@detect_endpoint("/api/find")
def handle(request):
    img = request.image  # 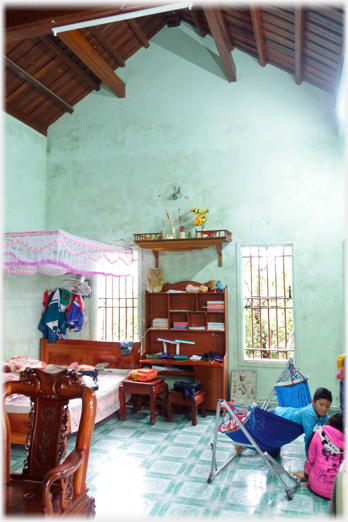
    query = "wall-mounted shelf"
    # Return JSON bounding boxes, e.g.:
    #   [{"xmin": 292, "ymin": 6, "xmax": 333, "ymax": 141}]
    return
[{"xmin": 134, "ymin": 229, "xmax": 232, "ymax": 267}]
